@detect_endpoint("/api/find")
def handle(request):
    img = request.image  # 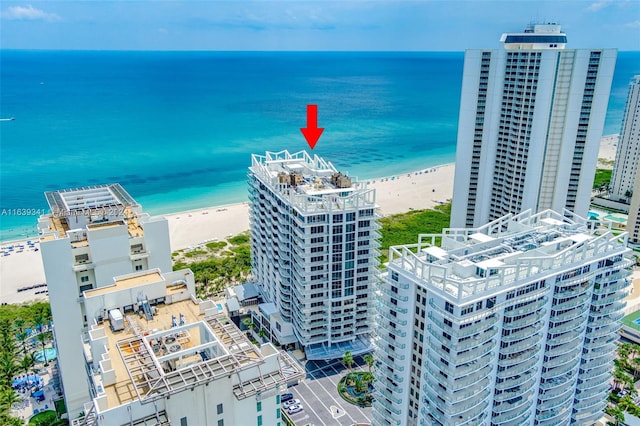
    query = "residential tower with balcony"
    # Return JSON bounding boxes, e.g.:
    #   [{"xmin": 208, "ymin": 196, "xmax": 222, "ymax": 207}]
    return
[
  {"xmin": 248, "ymin": 150, "xmax": 380, "ymax": 360},
  {"xmin": 372, "ymin": 209, "xmax": 633, "ymax": 426}
]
